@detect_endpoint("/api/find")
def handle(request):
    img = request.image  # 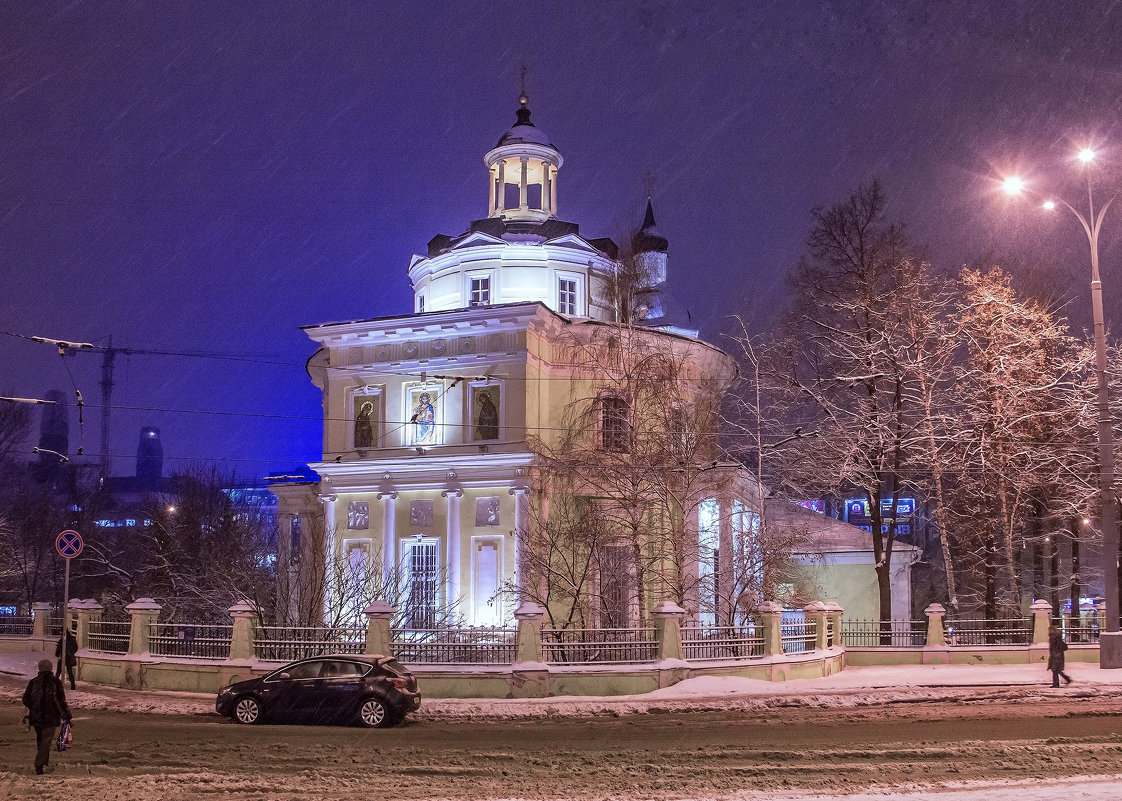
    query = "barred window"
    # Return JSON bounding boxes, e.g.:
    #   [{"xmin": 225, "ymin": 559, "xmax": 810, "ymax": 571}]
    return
[
  {"xmin": 599, "ymin": 396, "xmax": 630, "ymax": 453},
  {"xmin": 469, "ymin": 276, "xmax": 491, "ymax": 307}
]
